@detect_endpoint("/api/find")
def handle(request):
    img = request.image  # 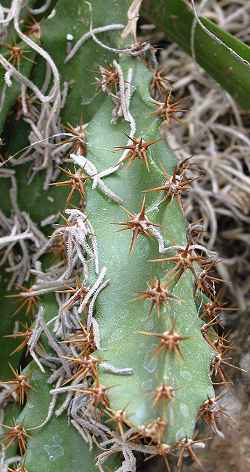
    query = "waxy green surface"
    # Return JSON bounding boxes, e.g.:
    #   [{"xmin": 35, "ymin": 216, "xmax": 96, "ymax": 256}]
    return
[
  {"xmin": 80, "ymin": 59, "xmax": 215, "ymax": 443},
  {"xmin": 0, "ymin": 1, "xmax": 215, "ymax": 467},
  {"xmin": 17, "ymin": 363, "xmax": 99, "ymax": 472},
  {"xmin": 144, "ymin": 0, "xmax": 250, "ymax": 109}
]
